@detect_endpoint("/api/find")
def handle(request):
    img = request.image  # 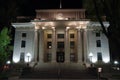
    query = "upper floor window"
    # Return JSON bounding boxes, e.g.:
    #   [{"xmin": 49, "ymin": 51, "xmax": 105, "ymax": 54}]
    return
[
  {"xmin": 47, "ymin": 34, "xmax": 52, "ymax": 38},
  {"xmin": 21, "ymin": 40, "xmax": 26, "ymax": 48},
  {"xmin": 57, "ymin": 34, "xmax": 64, "ymax": 38},
  {"xmin": 96, "ymin": 32, "xmax": 100, "ymax": 37},
  {"xmin": 70, "ymin": 41, "xmax": 75, "ymax": 48},
  {"xmin": 22, "ymin": 33, "xmax": 26, "ymax": 37},
  {"xmin": 70, "ymin": 34, "xmax": 74, "ymax": 38},
  {"xmin": 47, "ymin": 41, "xmax": 52, "ymax": 49},
  {"xmin": 96, "ymin": 40, "xmax": 101, "ymax": 47},
  {"xmin": 57, "ymin": 42, "xmax": 64, "ymax": 48}
]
